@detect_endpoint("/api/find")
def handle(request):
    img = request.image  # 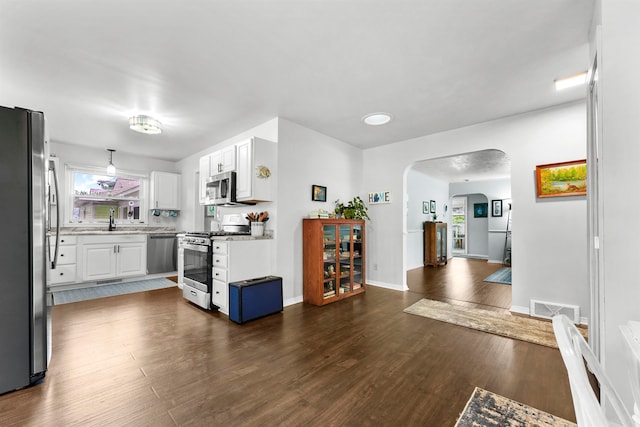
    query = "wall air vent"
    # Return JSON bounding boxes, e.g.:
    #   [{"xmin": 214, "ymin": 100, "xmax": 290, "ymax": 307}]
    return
[{"xmin": 530, "ymin": 299, "xmax": 580, "ymax": 324}]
